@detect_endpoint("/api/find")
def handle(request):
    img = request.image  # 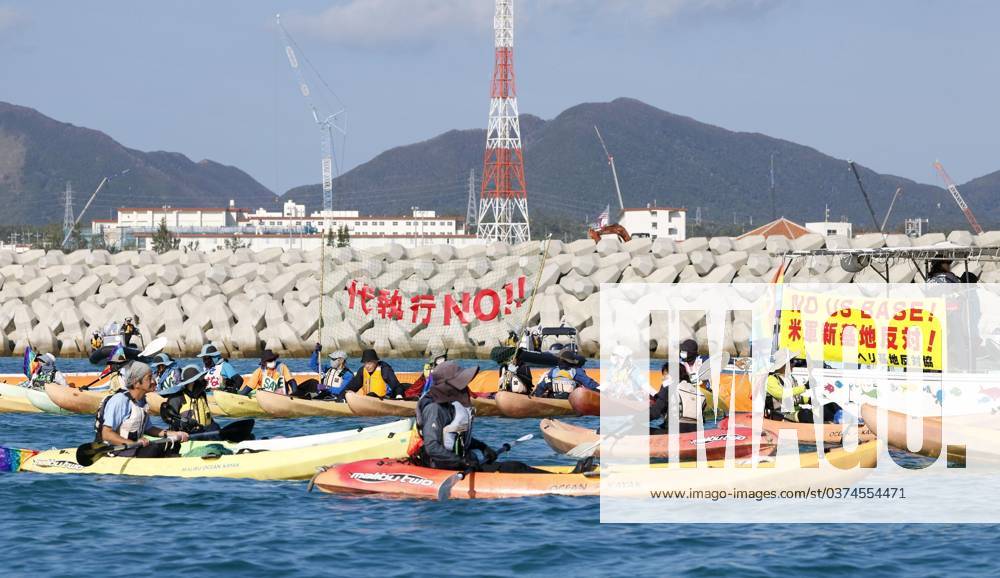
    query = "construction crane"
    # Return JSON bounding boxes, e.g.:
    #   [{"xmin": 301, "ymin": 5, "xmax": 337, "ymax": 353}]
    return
[
  {"xmin": 847, "ymin": 161, "xmax": 883, "ymax": 233},
  {"xmin": 60, "ymin": 169, "xmax": 130, "ymax": 249},
  {"xmin": 880, "ymin": 187, "xmax": 903, "ymax": 233},
  {"xmin": 933, "ymin": 160, "xmax": 983, "ymax": 235},
  {"xmin": 276, "ymin": 14, "xmax": 345, "ymax": 213},
  {"xmin": 594, "ymin": 126, "xmax": 625, "ymax": 213}
]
